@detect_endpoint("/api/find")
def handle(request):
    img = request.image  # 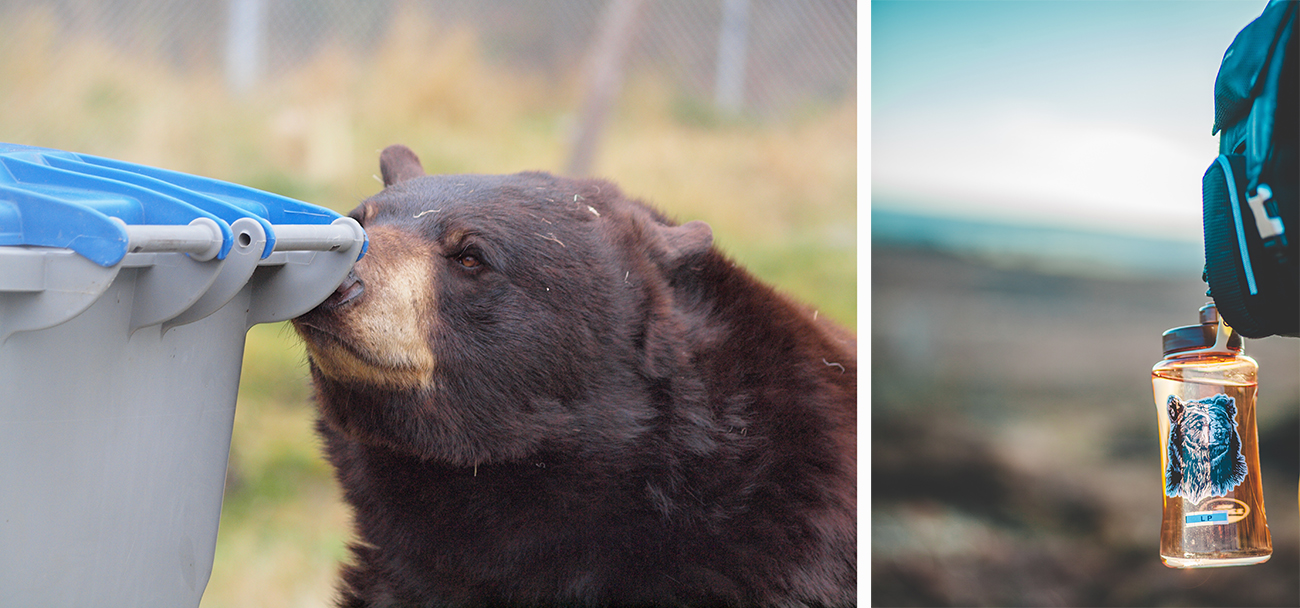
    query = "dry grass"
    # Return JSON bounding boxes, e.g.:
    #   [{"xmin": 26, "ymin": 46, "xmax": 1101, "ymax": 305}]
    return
[{"xmin": 0, "ymin": 6, "xmax": 854, "ymax": 606}]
